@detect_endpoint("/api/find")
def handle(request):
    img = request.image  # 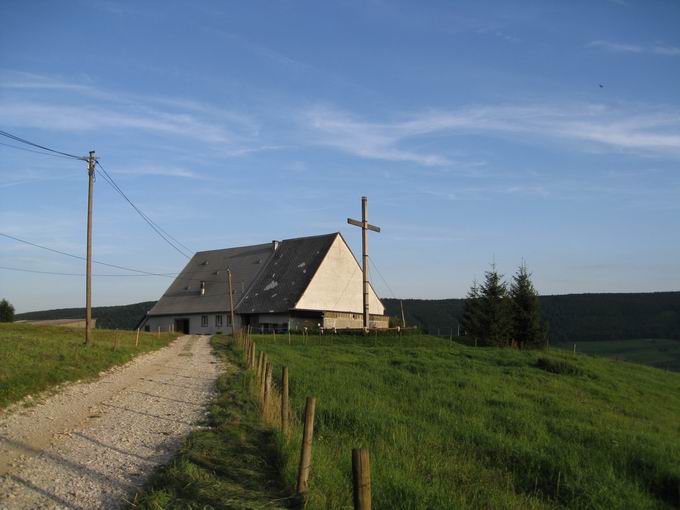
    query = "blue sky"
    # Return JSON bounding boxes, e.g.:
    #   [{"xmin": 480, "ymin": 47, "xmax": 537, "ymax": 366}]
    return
[{"xmin": 1, "ymin": 0, "xmax": 679, "ymax": 313}]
